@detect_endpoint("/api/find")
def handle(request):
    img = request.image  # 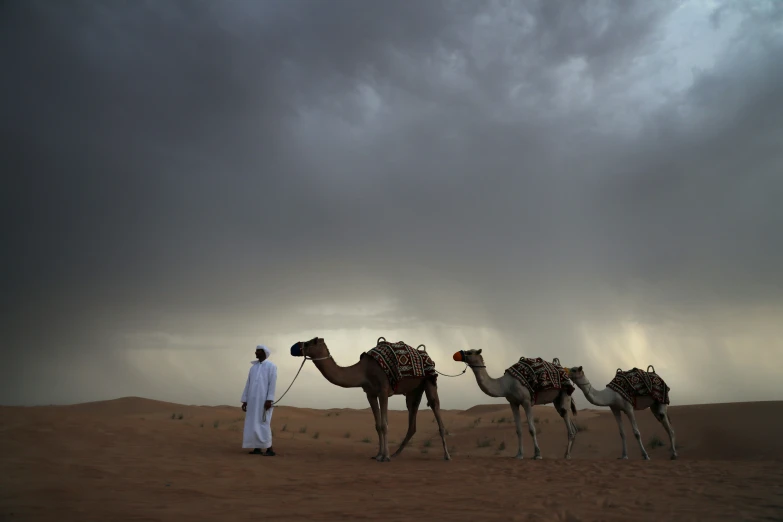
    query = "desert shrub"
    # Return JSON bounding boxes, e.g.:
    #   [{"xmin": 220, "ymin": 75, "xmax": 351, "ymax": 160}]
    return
[{"xmin": 649, "ymin": 434, "xmax": 665, "ymax": 448}]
